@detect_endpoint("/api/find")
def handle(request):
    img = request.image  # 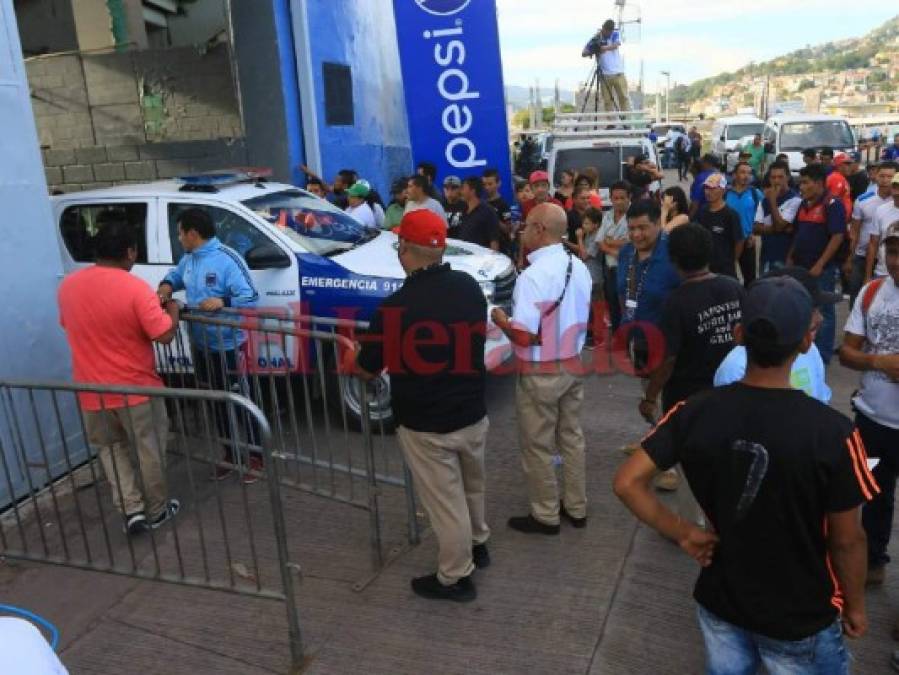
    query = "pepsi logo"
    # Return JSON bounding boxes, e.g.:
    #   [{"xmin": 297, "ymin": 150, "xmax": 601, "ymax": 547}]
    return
[{"xmin": 414, "ymin": 0, "xmax": 471, "ymax": 17}]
